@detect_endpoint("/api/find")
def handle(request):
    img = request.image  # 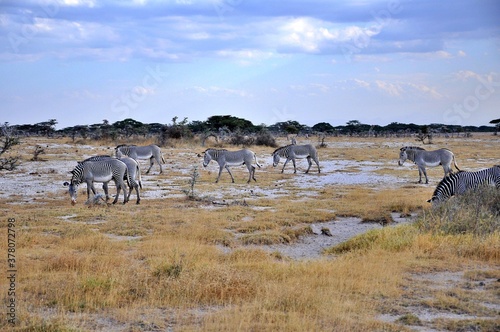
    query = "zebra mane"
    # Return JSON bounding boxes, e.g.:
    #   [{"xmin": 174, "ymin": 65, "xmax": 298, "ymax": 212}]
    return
[
  {"xmin": 204, "ymin": 148, "xmax": 227, "ymax": 152},
  {"xmin": 272, "ymin": 144, "xmax": 292, "ymax": 155},
  {"xmin": 401, "ymin": 146, "xmax": 425, "ymax": 151}
]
